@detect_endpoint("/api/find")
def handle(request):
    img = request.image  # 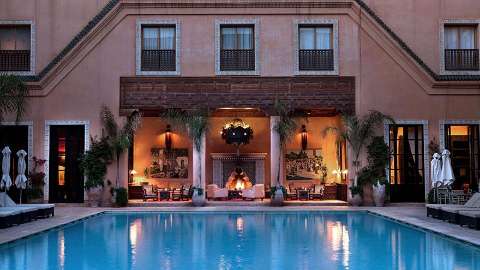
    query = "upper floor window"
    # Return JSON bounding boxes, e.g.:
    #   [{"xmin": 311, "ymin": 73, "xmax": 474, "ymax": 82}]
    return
[
  {"xmin": 220, "ymin": 25, "xmax": 255, "ymax": 71},
  {"xmin": 298, "ymin": 25, "xmax": 334, "ymax": 71},
  {"xmin": 444, "ymin": 25, "xmax": 479, "ymax": 71},
  {"xmin": 141, "ymin": 26, "xmax": 176, "ymax": 71},
  {"xmin": 0, "ymin": 25, "xmax": 31, "ymax": 72}
]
